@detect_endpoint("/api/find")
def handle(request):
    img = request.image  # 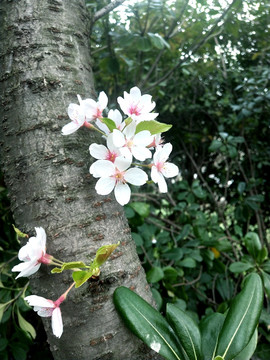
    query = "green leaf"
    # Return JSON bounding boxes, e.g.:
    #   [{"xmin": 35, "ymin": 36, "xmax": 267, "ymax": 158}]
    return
[
  {"xmin": 92, "ymin": 242, "xmax": 119, "ymax": 268},
  {"xmin": 147, "ymin": 266, "xmax": 164, "ymax": 283},
  {"xmin": 136, "ymin": 120, "xmax": 172, "ymax": 135},
  {"xmin": 72, "ymin": 270, "xmax": 94, "ymax": 288},
  {"xmin": 51, "ymin": 261, "xmax": 87, "ymax": 274},
  {"xmin": 215, "ymin": 273, "xmax": 263, "ymax": 360},
  {"xmin": 0, "ymin": 303, "xmax": 7, "ymax": 322},
  {"xmin": 237, "ymin": 182, "xmax": 246, "ymax": 195},
  {"xmin": 12, "ymin": 225, "xmax": 28, "ymax": 238},
  {"xmin": 200, "ymin": 312, "xmax": 225, "ymax": 360},
  {"xmin": 233, "ymin": 329, "xmax": 257, "ymax": 360},
  {"xmin": 100, "ymin": 117, "xmax": 117, "ymax": 132},
  {"xmin": 260, "ymin": 270, "xmax": 270, "ymax": 298},
  {"xmin": 244, "ymin": 232, "xmax": 262, "ymax": 258},
  {"xmin": 132, "ymin": 232, "xmax": 143, "ymax": 246},
  {"xmin": 17, "ymin": 307, "xmax": 36, "ymax": 339},
  {"xmin": 229, "ymin": 262, "xmax": 254, "ymax": 274},
  {"xmin": 151, "ymin": 288, "xmax": 163, "ymax": 311},
  {"xmin": 209, "ymin": 139, "xmax": 222, "ymax": 152},
  {"xmin": 179, "ymin": 257, "xmax": 196, "ymax": 268},
  {"xmin": 129, "ymin": 202, "xmax": 150, "ymax": 217},
  {"xmin": 114, "ymin": 287, "xmax": 184, "ymax": 360},
  {"xmin": 166, "ymin": 303, "xmax": 202, "ymax": 360}
]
